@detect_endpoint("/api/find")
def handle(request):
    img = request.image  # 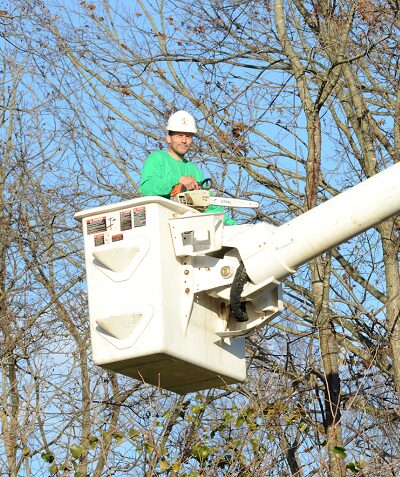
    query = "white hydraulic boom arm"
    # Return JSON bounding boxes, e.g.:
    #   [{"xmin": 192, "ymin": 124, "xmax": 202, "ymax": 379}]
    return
[
  {"xmin": 225, "ymin": 160, "xmax": 400, "ymax": 287},
  {"xmin": 168, "ymin": 160, "xmax": 400, "ymax": 338}
]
